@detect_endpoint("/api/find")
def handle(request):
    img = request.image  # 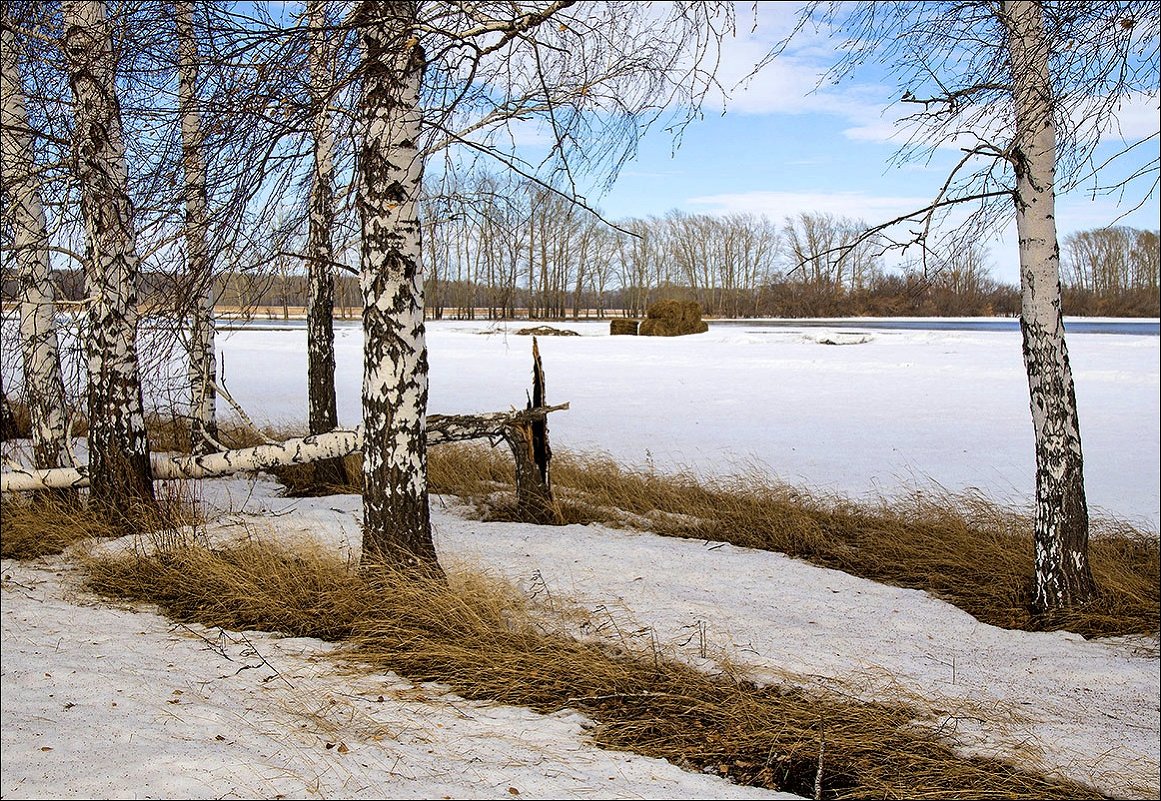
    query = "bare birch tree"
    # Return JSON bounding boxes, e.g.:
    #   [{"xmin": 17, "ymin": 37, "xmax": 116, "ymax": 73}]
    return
[
  {"xmin": 765, "ymin": 0, "xmax": 1159, "ymax": 615},
  {"xmin": 304, "ymin": 0, "xmax": 346, "ymax": 487},
  {"xmin": 1004, "ymin": 0, "xmax": 1097, "ymax": 612},
  {"xmin": 175, "ymin": 0, "xmax": 217, "ymax": 455},
  {"xmin": 1, "ymin": 19, "xmax": 72, "ymax": 471},
  {"xmin": 62, "ymin": 0, "xmax": 155, "ymax": 518},
  {"xmin": 353, "ymin": 0, "xmax": 436, "ymax": 568},
  {"xmin": 350, "ymin": 0, "xmax": 731, "ymax": 568}
]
